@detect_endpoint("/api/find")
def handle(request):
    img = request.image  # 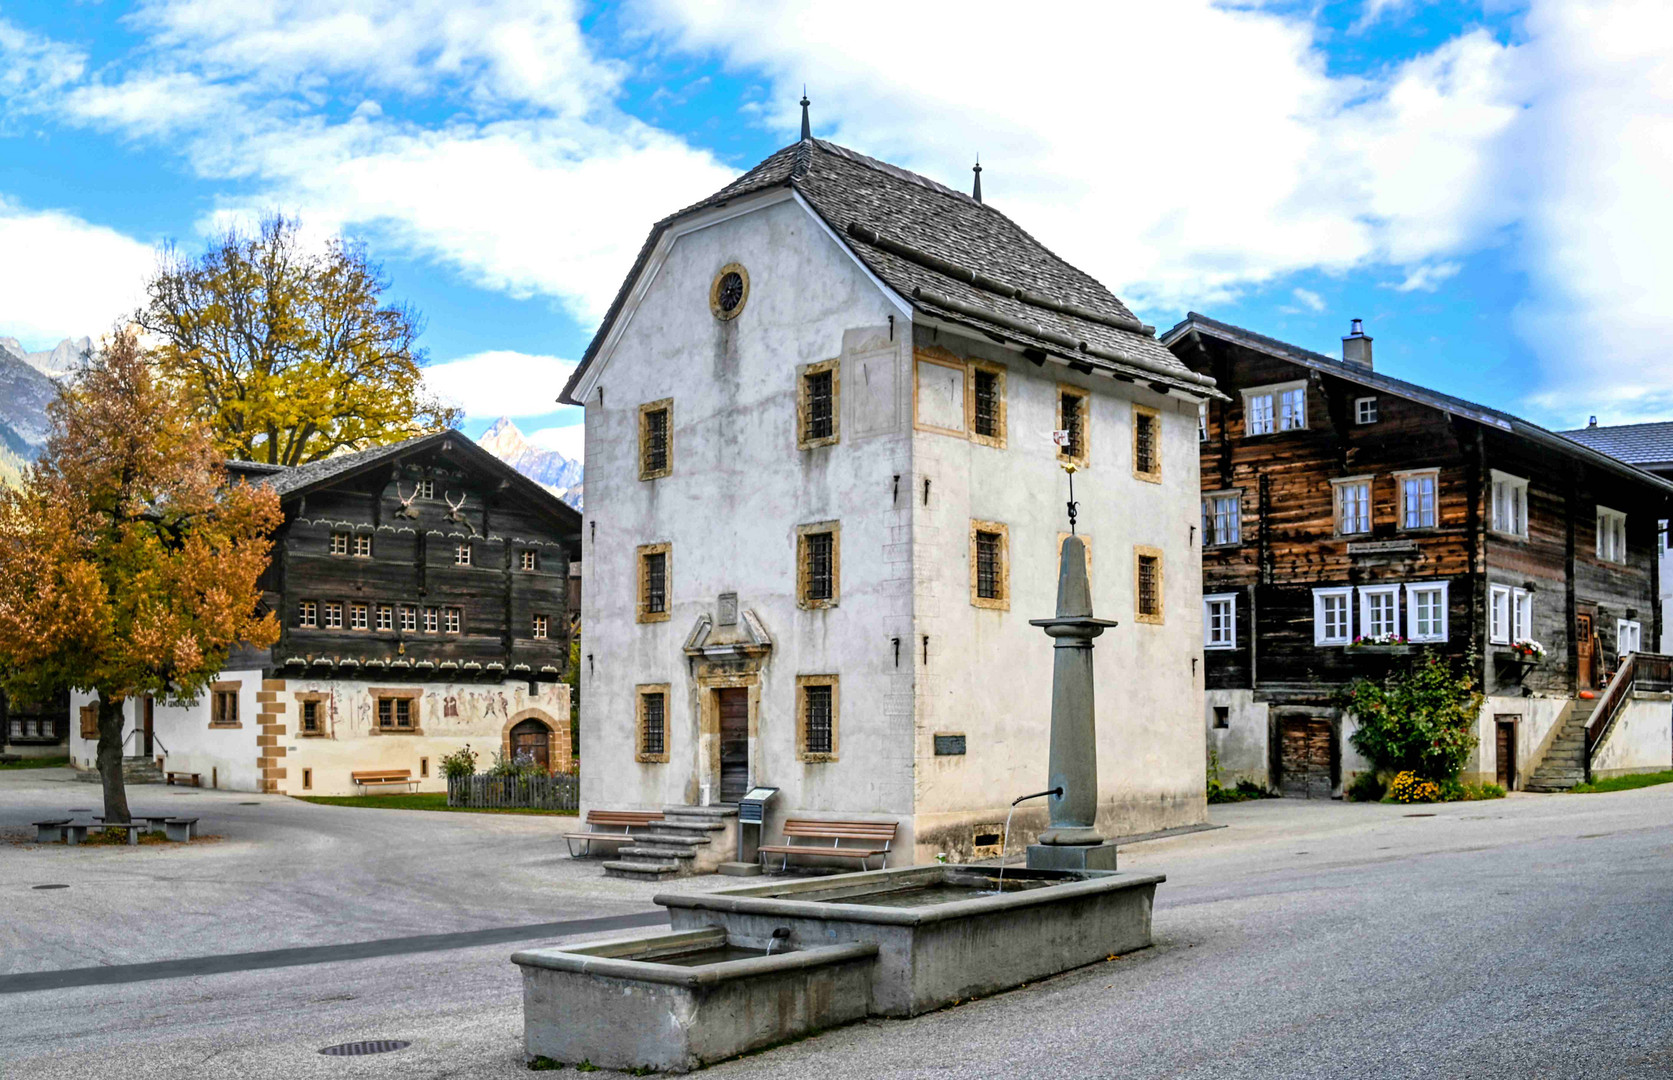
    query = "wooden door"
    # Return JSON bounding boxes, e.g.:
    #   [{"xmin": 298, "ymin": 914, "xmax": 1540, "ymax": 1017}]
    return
[
  {"xmin": 142, "ymin": 696, "xmax": 154, "ymax": 757},
  {"xmin": 510, "ymin": 719, "xmax": 551, "ymax": 773},
  {"xmin": 717, "ymin": 688, "xmax": 749, "ymax": 803},
  {"xmin": 1495, "ymin": 717, "xmax": 1518, "ymax": 789},
  {"xmin": 1577, "ymin": 613, "xmax": 1596, "ymax": 689},
  {"xmin": 1278, "ymin": 718, "xmax": 1333, "ymax": 799}
]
